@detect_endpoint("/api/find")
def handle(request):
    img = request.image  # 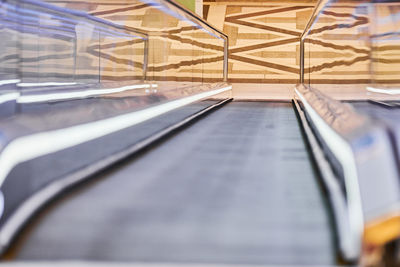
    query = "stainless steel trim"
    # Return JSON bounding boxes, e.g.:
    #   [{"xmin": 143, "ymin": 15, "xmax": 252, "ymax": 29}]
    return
[
  {"xmin": 143, "ymin": 38, "xmax": 149, "ymax": 80},
  {"xmin": 300, "ymin": 39, "xmax": 305, "ymax": 84},
  {"xmin": 223, "ymin": 37, "xmax": 229, "ymax": 82}
]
